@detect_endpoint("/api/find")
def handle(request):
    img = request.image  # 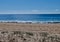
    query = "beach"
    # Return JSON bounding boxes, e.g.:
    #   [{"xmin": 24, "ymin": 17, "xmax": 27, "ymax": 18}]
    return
[
  {"xmin": 0, "ymin": 0, "xmax": 60, "ymax": 41},
  {"xmin": 0, "ymin": 23, "xmax": 60, "ymax": 42},
  {"xmin": 0, "ymin": 23, "xmax": 60, "ymax": 34}
]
